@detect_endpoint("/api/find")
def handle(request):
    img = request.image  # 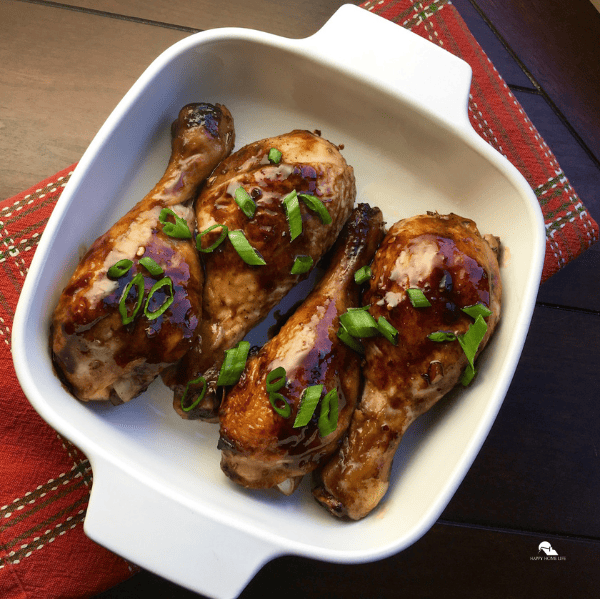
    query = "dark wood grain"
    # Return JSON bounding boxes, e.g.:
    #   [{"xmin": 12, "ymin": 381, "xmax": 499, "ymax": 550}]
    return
[
  {"xmin": 96, "ymin": 522, "xmax": 600, "ymax": 598},
  {"xmin": 463, "ymin": 0, "xmax": 600, "ymax": 162}
]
